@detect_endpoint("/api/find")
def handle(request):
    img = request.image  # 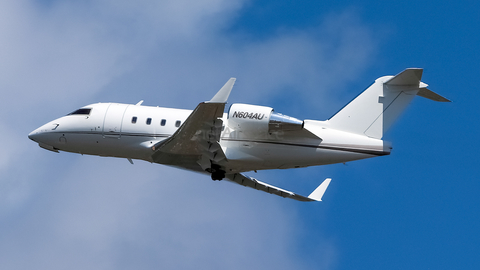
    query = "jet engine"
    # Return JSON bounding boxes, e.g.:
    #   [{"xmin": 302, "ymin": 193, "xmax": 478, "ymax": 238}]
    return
[{"xmin": 227, "ymin": 104, "xmax": 303, "ymax": 136}]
